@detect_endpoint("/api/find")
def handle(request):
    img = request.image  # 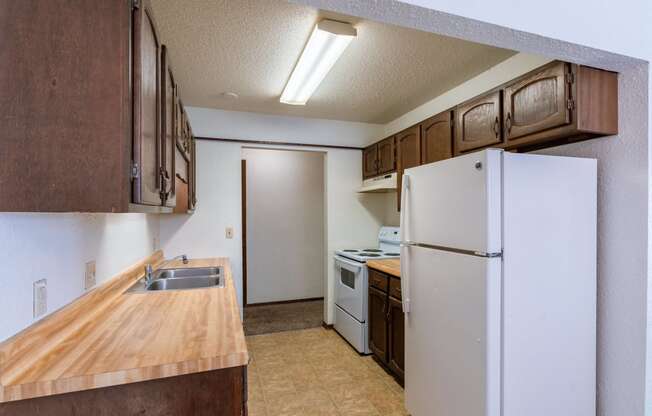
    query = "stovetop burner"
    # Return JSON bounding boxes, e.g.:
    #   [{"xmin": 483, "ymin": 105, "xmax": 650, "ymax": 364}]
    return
[
  {"xmin": 384, "ymin": 253, "xmax": 400, "ymax": 256},
  {"xmin": 359, "ymin": 253, "xmax": 381, "ymax": 257},
  {"xmin": 342, "ymin": 249, "xmax": 359, "ymax": 252}
]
